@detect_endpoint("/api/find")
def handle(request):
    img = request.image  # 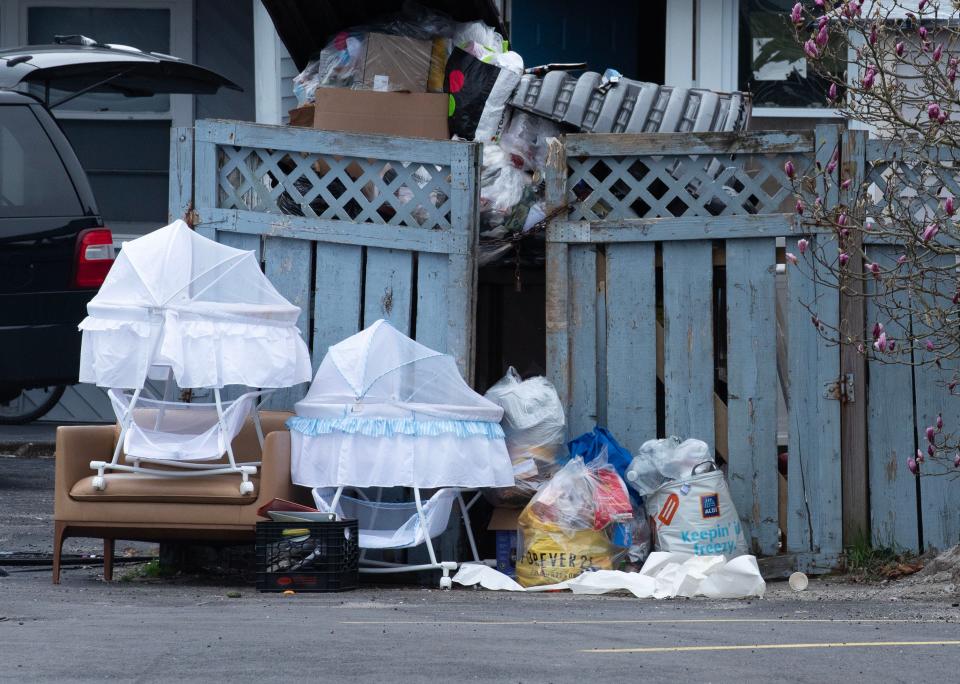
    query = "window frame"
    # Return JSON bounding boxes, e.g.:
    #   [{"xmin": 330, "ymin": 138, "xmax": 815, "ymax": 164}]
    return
[{"xmin": 0, "ymin": 0, "xmax": 194, "ymax": 125}]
